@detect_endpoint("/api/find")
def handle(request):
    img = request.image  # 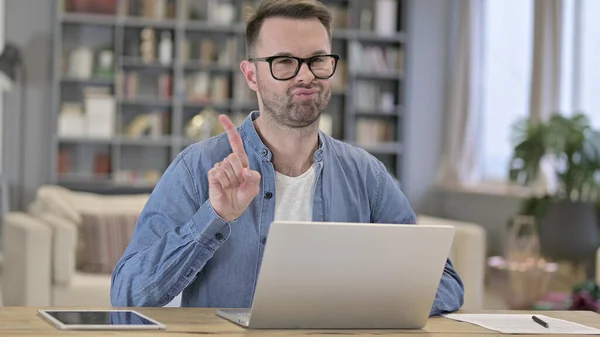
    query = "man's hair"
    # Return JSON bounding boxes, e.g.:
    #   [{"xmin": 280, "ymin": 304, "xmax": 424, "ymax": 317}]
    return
[{"xmin": 245, "ymin": 0, "xmax": 332, "ymax": 58}]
